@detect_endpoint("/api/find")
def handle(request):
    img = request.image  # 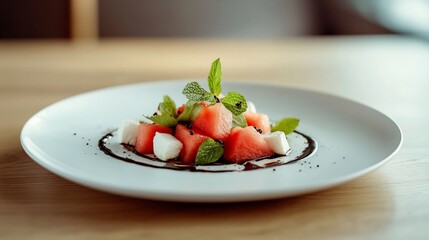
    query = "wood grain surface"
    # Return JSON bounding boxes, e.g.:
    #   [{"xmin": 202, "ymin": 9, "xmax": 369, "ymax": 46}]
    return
[{"xmin": 1, "ymin": 37, "xmax": 428, "ymax": 239}]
